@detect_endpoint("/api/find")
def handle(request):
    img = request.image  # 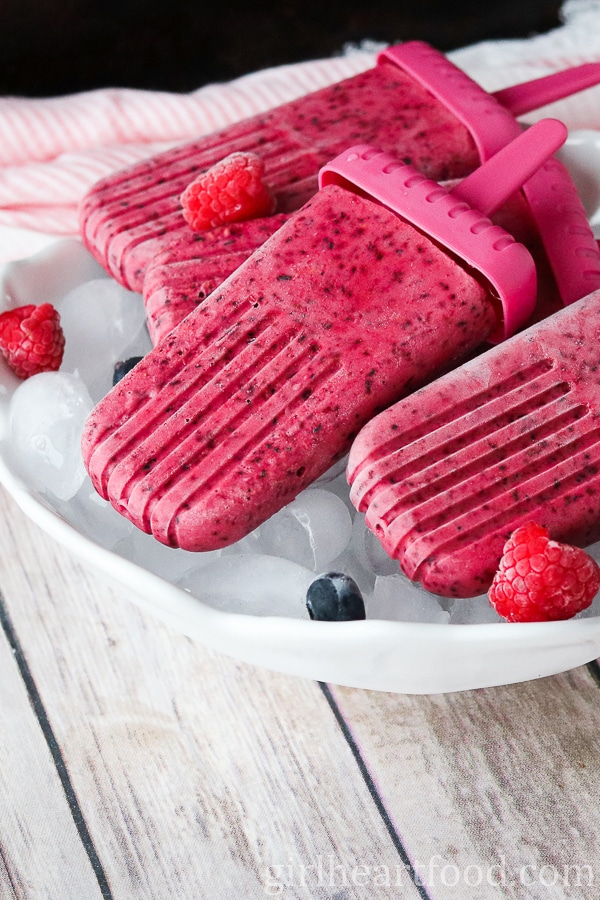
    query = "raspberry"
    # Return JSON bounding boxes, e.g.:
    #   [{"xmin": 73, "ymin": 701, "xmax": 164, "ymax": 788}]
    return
[
  {"xmin": 180, "ymin": 151, "xmax": 276, "ymax": 231},
  {"xmin": 0, "ymin": 303, "xmax": 65, "ymax": 379},
  {"xmin": 488, "ymin": 522, "xmax": 600, "ymax": 623}
]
